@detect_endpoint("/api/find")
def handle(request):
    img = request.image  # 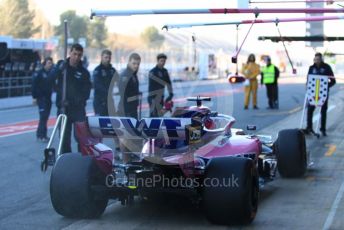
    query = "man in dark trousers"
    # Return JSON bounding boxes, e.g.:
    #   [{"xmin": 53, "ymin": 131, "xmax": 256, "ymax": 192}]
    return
[
  {"xmin": 148, "ymin": 53, "xmax": 174, "ymax": 117},
  {"xmin": 304, "ymin": 53, "xmax": 336, "ymax": 136},
  {"xmin": 261, "ymin": 56, "xmax": 280, "ymax": 109},
  {"xmin": 93, "ymin": 49, "xmax": 119, "ymax": 116},
  {"xmin": 117, "ymin": 53, "xmax": 142, "ymax": 163},
  {"xmin": 32, "ymin": 57, "xmax": 54, "ymax": 142},
  {"xmin": 51, "ymin": 43, "xmax": 91, "ymax": 153},
  {"xmin": 117, "ymin": 53, "xmax": 141, "ymax": 119}
]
